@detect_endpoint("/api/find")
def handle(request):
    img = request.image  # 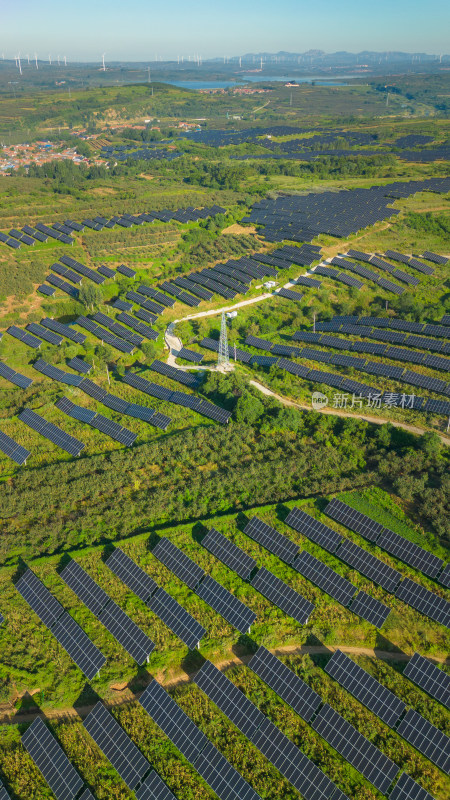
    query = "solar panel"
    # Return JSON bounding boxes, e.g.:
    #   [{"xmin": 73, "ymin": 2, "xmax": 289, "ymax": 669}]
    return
[
  {"xmin": 41, "ymin": 318, "xmax": 86, "ymax": 344},
  {"xmin": 0, "ymin": 429, "xmax": 30, "ymax": 465},
  {"xmin": 250, "ymin": 716, "xmax": 346, "ymax": 800},
  {"xmin": 83, "ymin": 702, "xmax": 150, "ymax": 790},
  {"xmin": 33, "ymin": 358, "xmax": 83, "ymax": 386},
  {"xmin": 135, "ymin": 771, "xmax": 177, "ymax": 800},
  {"xmin": 0, "ymin": 782, "xmax": 10, "ymax": 800},
  {"xmin": 251, "ymin": 567, "xmax": 314, "ymax": 624},
  {"xmin": 245, "ymin": 335, "xmax": 274, "ymax": 351},
  {"xmin": 177, "ymin": 347, "xmax": 203, "ymax": 363},
  {"xmin": 60, "ymin": 559, "xmax": 109, "ymax": 616},
  {"xmin": 438, "ymin": 563, "xmax": 450, "ymax": 589},
  {"xmin": 7, "ymin": 325, "xmax": 42, "ymax": 349},
  {"xmin": 105, "ymin": 548, "xmax": 158, "ymax": 603},
  {"xmin": 152, "ymin": 538, "xmax": 205, "ymax": 589},
  {"xmin": 376, "ymin": 529, "xmax": 444, "ymax": 579},
  {"xmin": 138, "ymin": 679, "xmax": 209, "ymax": 765},
  {"xmin": 67, "ymin": 356, "xmax": 91, "ymax": 374},
  {"xmin": 293, "ymin": 551, "xmax": 357, "ymax": 606},
  {"xmin": 403, "ymin": 652, "xmax": 450, "ymax": 709},
  {"xmin": 50, "ymin": 611, "xmax": 106, "ymax": 679},
  {"xmin": 61, "ymin": 559, "xmax": 155, "ymax": 663},
  {"xmin": 324, "ymin": 498, "xmax": 383, "ymax": 542},
  {"xmin": 390, "ymin": 772, "xmax": 436, "ymax": 800},
  {"xmin": 243, "ymin": 516, "xmax": 299, "ymax": 563},
  {"xmin": 325, "ymin": 650, "xmax": 406, "ymax": 727},
  {"xmin": 194, "ymin": 659, "xmax": 265, "ymax": 737},
  {"xmin": 26, "ymin": 322, "xmax": 63, "ymax": 345},
  {"xmin": 201, "ymin": 528, "xmax": 257, "ymax": 580},
  {"xmin": 149, "ymin": 360, "xmax": 199, "ymax": 388},
  {"xmin": 311, "ymin": 704, "xmax": 399, "ymax": 793},
  {"xmin": 21, "ymin": 717, "xmax": 84, "ymax": 800},
  {"xmin": 284, "ymin": 508, "xmax": 343, "ymax": 553},
  {"xmin": 98, "ymin": 600, "xmax": 155, "ymax": 664},
  {"xmin": 15, "ymin": 568, "xmax": 64, "ymax": 628},
  {"xmin": 350, "ymin": 591, "xmax": 390, "ymax": 628},
  {"xmin": 38, "ymin": 284, "xmax": 56, "ymax": 296},
  {"xmin": 197, "ymin": 575, "xmax": 257, "ymax": 633},
  {"xmin": 248, "ymin": 645, "xmax": 321, "ymax": 722},
  {"xmin": 395, "ymin": 578, "xmax": 450, "ymax": 628},
  {"xmin": 147, "ymin": 586, "xmax": 206, "ymax": 649},
  {"xmin": 278, "ymin": 287, "xmax": 305, "ymax": 301},
  {"xmin": 194, "ymin": 739, "xmax": 263, "ymax": 800},
  {"xmin": 396, "ymin": 709, "xmax": 450, "ymax": 772},
  {"xmin": 336, "ymin": 539, "xmax": 402, "ymax": 592}
]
